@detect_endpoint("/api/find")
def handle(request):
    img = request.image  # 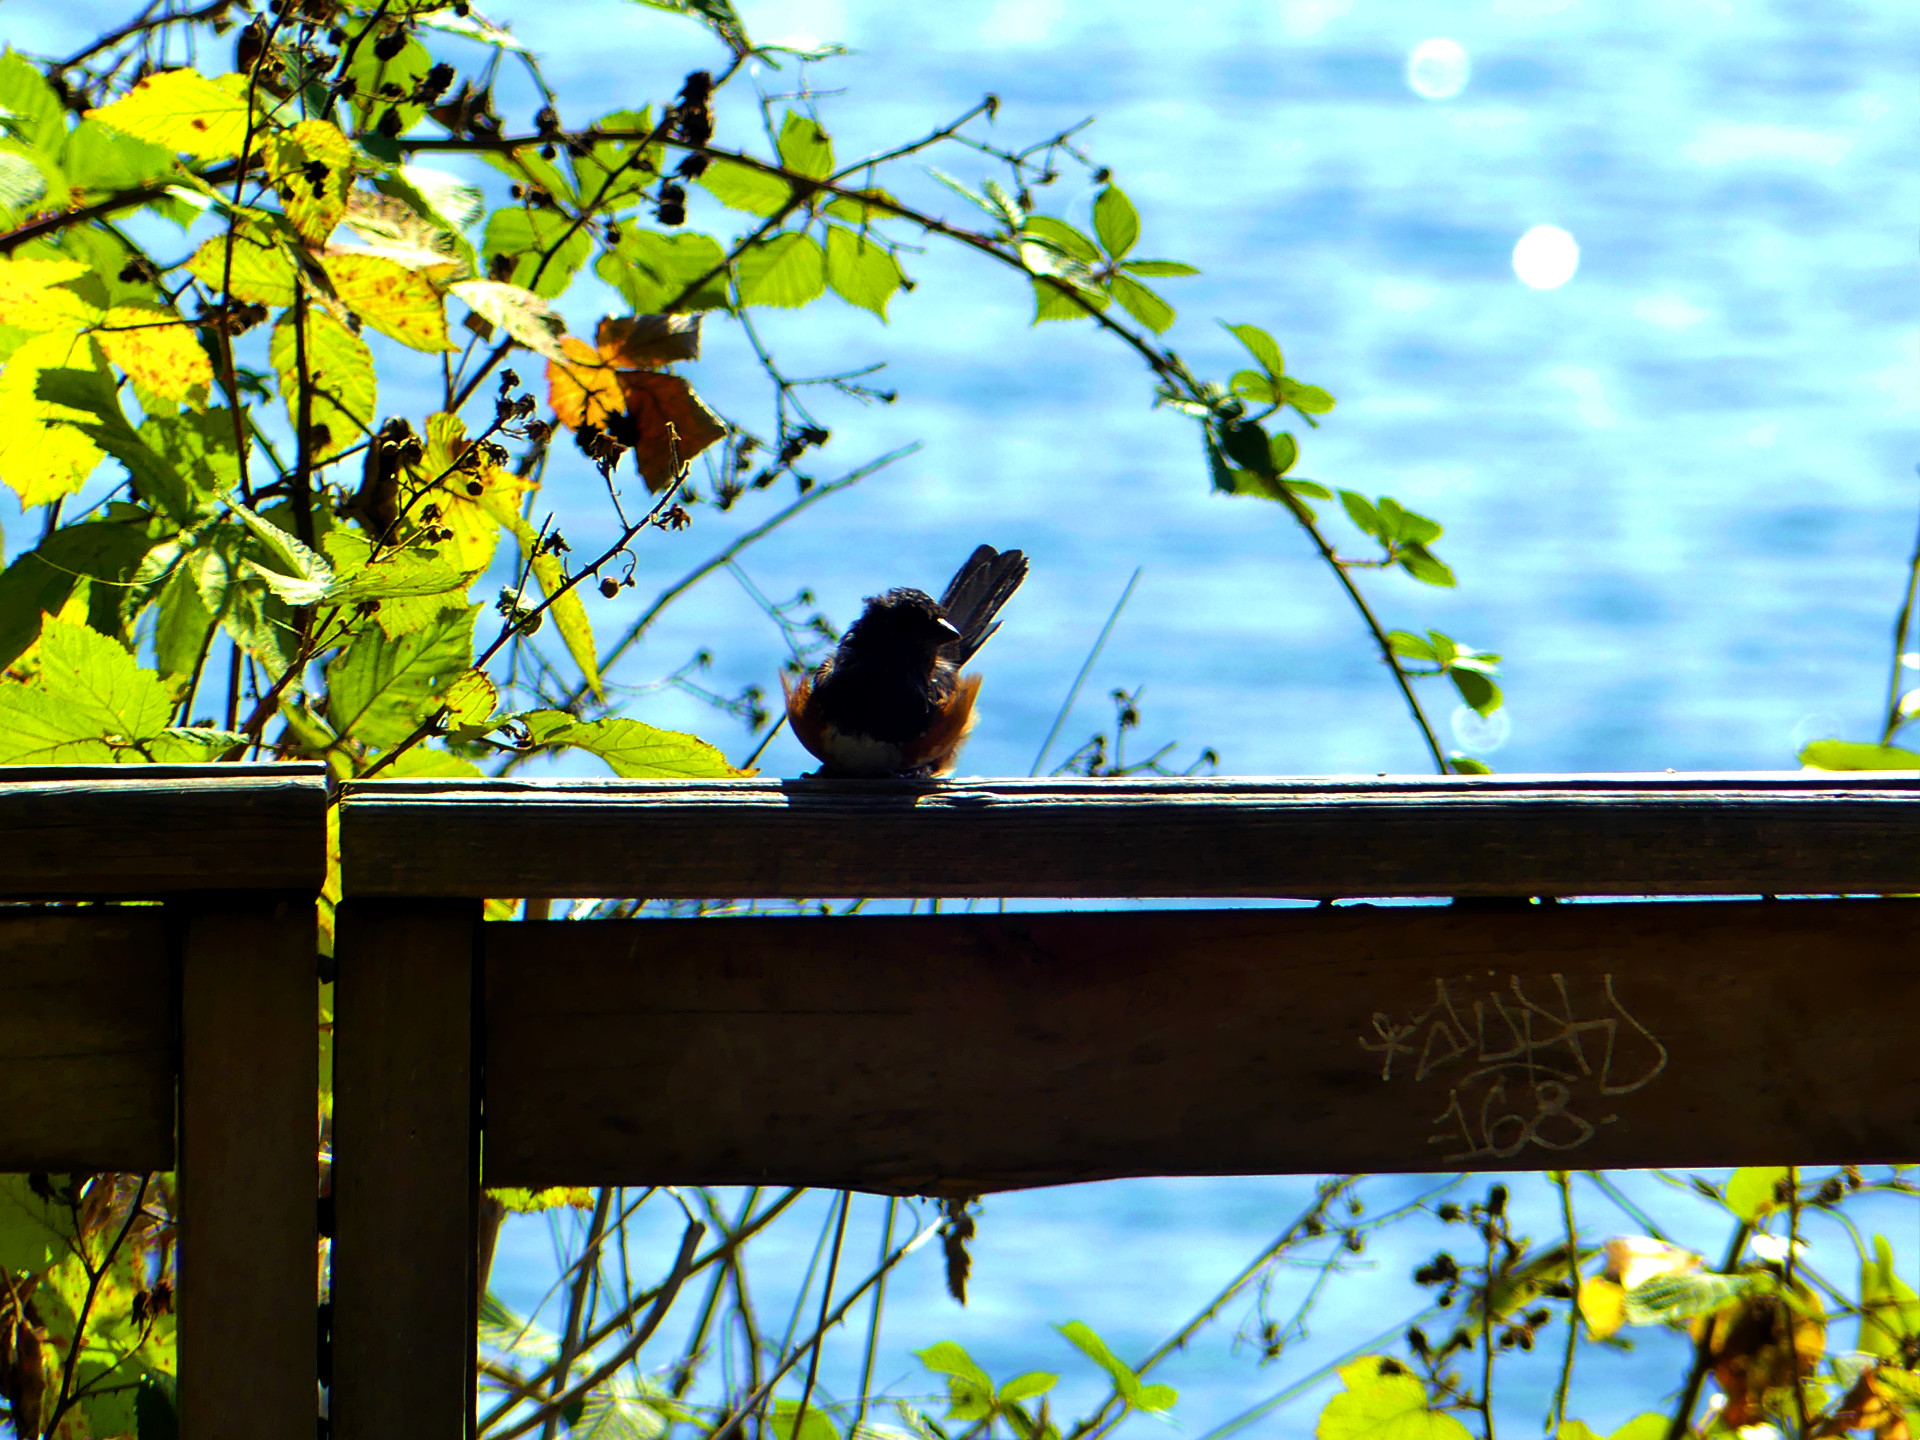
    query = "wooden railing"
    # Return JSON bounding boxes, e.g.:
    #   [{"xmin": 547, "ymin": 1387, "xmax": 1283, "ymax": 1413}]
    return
[{"xmin": 5, "ymin": 768, "xmax": 1919, "ymax": 1439}]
